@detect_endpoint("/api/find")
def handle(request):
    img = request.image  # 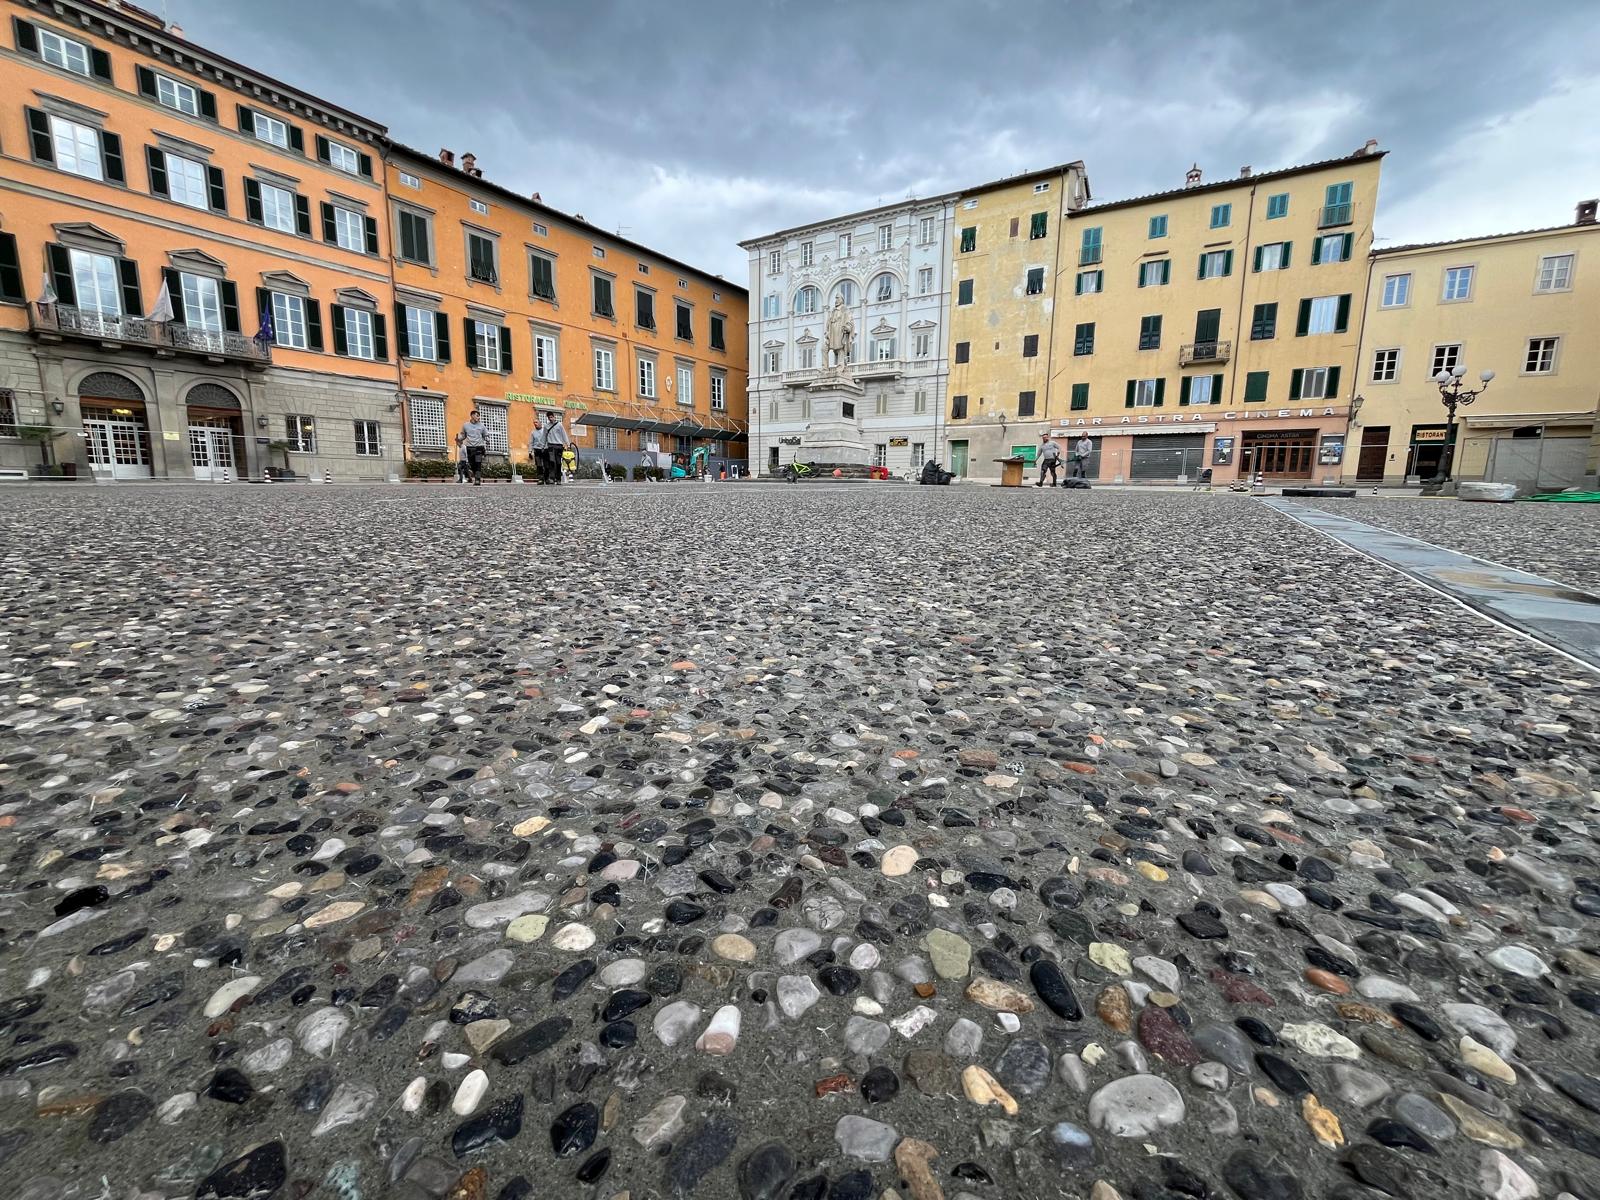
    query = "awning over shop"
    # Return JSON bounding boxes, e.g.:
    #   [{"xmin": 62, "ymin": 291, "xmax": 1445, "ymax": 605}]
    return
[{"xmin": 1462, "ymin": 410, "xmax": 1594, "ymax": 429}]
